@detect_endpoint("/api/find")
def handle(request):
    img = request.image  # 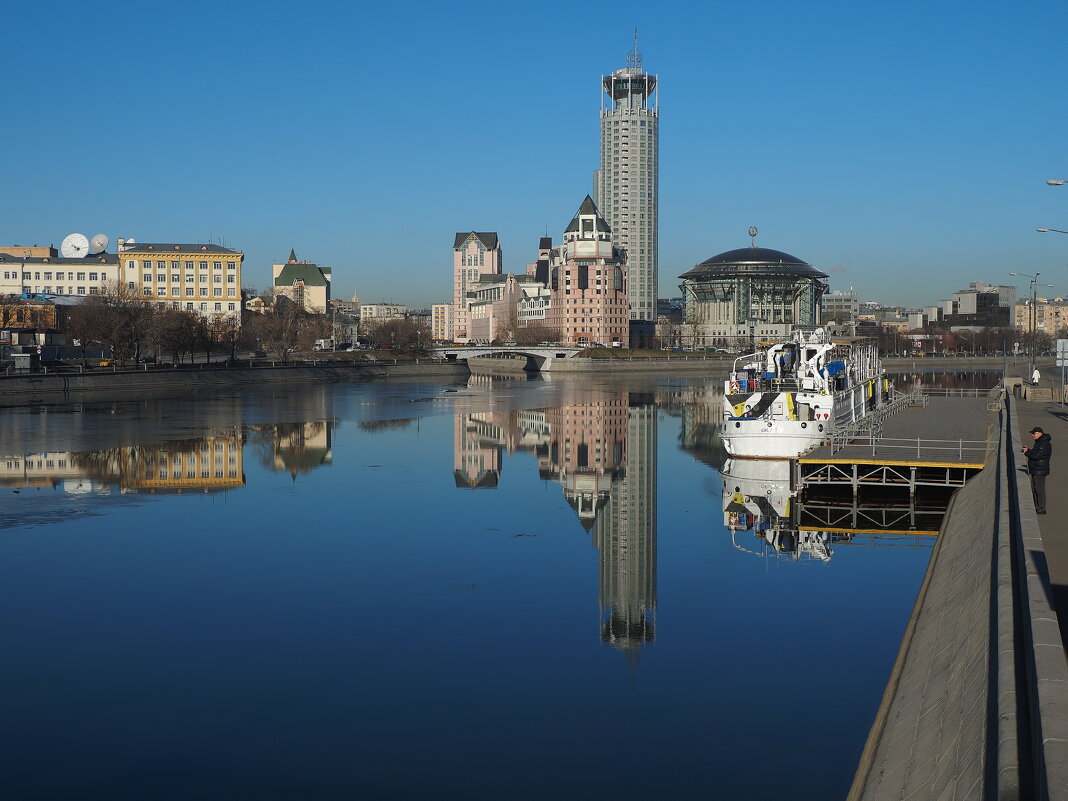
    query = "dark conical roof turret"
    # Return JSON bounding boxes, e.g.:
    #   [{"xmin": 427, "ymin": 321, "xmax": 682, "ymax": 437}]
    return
[{"xmin": 564, "ymin": 195, "xmax": 612, "ymax": 235}]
